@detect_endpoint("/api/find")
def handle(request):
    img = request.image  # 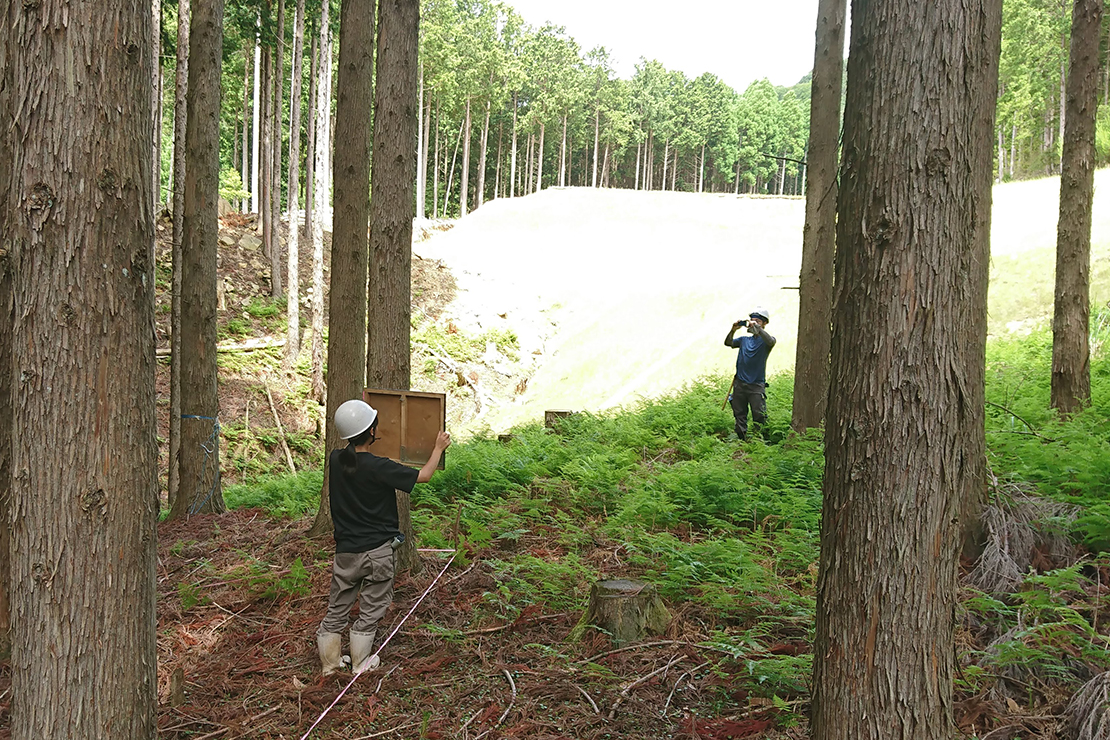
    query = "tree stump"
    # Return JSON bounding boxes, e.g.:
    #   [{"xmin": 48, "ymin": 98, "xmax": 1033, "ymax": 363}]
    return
[
  {"xmin": 545, "ymin": 409, "xmax": 577, "ymax": 430},
  {"xmin": 580, "ymin": 579, "xmax": 670, "ymax": 646}
]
